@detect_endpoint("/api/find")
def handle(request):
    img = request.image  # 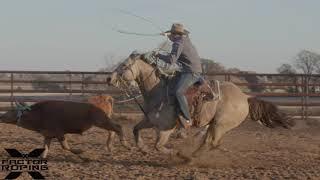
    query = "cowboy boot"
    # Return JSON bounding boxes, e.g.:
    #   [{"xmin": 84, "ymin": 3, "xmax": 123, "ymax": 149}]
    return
[{"xmin": 178, "ymin": 114, "xmax": 192, "ymax": 129}]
